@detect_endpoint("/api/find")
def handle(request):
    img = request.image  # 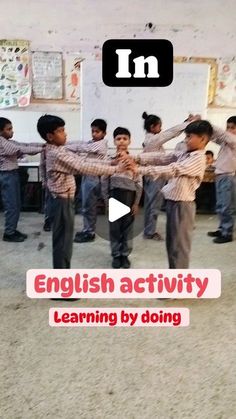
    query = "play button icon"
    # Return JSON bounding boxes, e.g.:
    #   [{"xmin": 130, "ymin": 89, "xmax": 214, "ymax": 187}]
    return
[{"xmin": 108, "ymin": 198, "xmax": 130, "ymax": 222}]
